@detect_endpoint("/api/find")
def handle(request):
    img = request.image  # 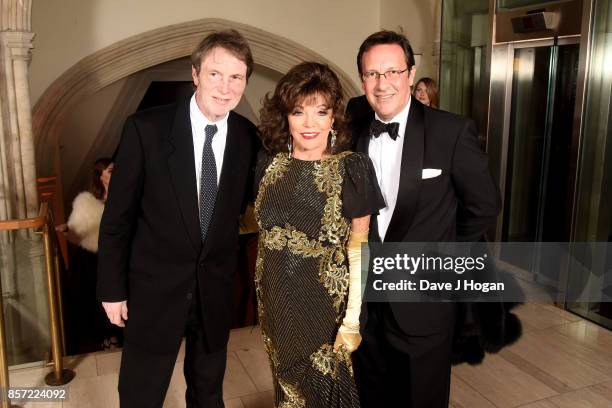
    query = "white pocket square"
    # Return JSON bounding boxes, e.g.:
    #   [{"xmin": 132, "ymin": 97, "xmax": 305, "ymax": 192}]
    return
[{"xmin": 422, "ymin": 168, "xmax": 442, "ymax": 179}]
